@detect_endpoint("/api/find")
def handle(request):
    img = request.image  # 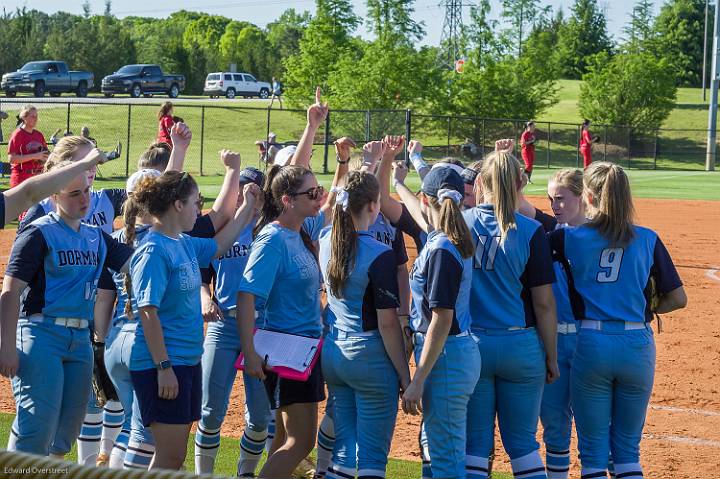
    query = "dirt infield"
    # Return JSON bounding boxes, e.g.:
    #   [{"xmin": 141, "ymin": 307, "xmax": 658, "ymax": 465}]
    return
[{"xmin": 0, "ymin": 197, "xmax": 718, "ymax": 477}]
